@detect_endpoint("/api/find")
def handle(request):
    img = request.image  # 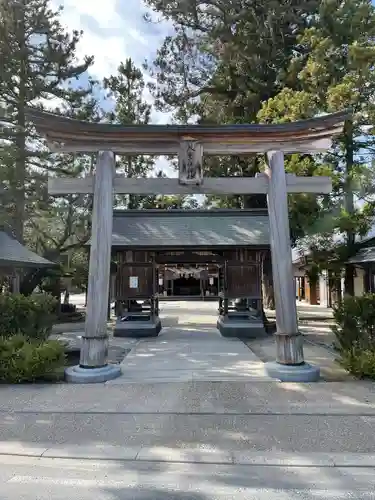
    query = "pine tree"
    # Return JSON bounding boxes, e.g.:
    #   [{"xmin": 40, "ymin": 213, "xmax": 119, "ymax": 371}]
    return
[
  {"xmin": 143, "ymin": 0, "xmax": 321, "ymax": 308},
  {"xmin": 104, "ymin": 58, "xmax": 192, "ymax": 209},
  {"xmin": 20, "ymin": 89, "xmax": 103, "ymax": 295},
  {"xmin": 144, "ymin": 0, "xmax": 319, "ymax": 123},
  {"xmin": 258, "ymin": 0, "xmax": 375, "ymax": 295},
  {"xmin": 103, "ymin": 59, "xmax": 156, "ymax": 209},
  {"xmin": 0, "ymin": 0, "xmax": 93, "ymax": 240}
]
